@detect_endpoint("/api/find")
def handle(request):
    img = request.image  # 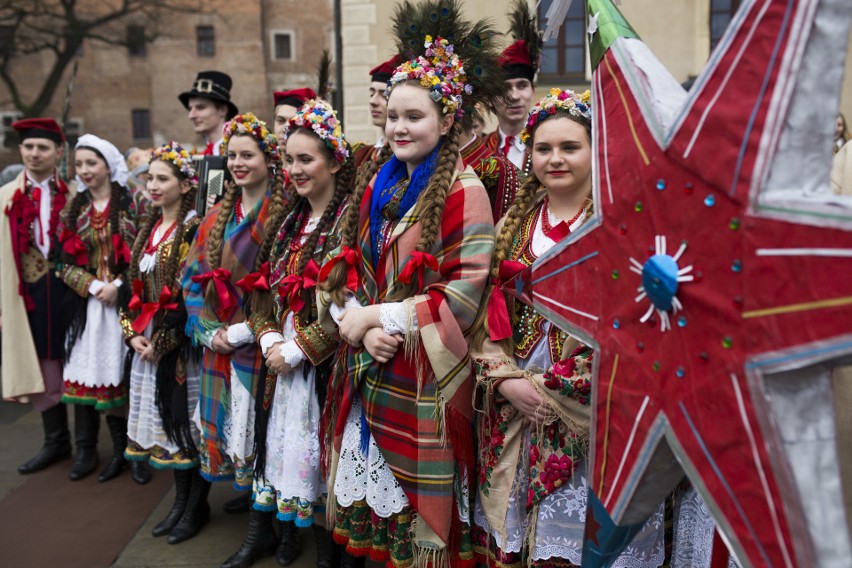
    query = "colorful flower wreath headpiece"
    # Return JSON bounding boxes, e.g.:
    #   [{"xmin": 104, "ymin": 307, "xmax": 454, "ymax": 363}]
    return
[
  {"xmin": 284, "ymin": 99, "xmax": 350, "ymax": 164},
  {"xmin": 520, "ymin": 88, "xmax": 592, "ymax": 143},
  {"xmin": 150, "ymin": 141, "xmax": 199, "ymax": 191},
  {"xmin": 387, "ymin": 35, "xmax": 471, "ymax": 119},
  {"xmin": 221, "ymin": 112, "xmax": 281, "ymax": 166}
]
